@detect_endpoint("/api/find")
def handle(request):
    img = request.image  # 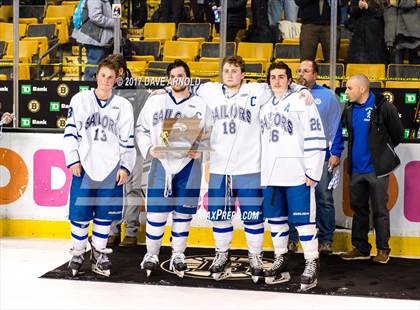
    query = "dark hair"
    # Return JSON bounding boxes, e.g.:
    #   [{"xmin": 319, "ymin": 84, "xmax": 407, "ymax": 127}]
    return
[
  {"xmin": 106, "ymin": 54, "xmax": 127, "ymax": 71},
  {"xmin": 221, "ymin": 55, "xmax": 246, "ymax": 73},
  {"xmin": 97, "ymin": 58, "xmax": 120, "ymax": 77},
  {"xmin": 166, "ymin": 59, "xmax": 191, "ymax": 77},
  {"xmin": 301, "ymin": 59, "xmax": 318, "ymax": 74},
  {"xmin": 266, "ymin": 61, "xmax": 292, "ymax": 84}
]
